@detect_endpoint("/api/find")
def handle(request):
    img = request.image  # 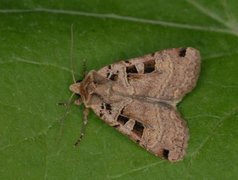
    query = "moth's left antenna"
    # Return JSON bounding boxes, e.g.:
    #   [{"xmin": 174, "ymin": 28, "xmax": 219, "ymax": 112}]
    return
[
  {"xmin": 56, "ymin": 24, "xmax": 78, "ymax": 145},
  {"xmin": 70, "ymin": 24, "xmax": 76, "ymax": 83}
]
